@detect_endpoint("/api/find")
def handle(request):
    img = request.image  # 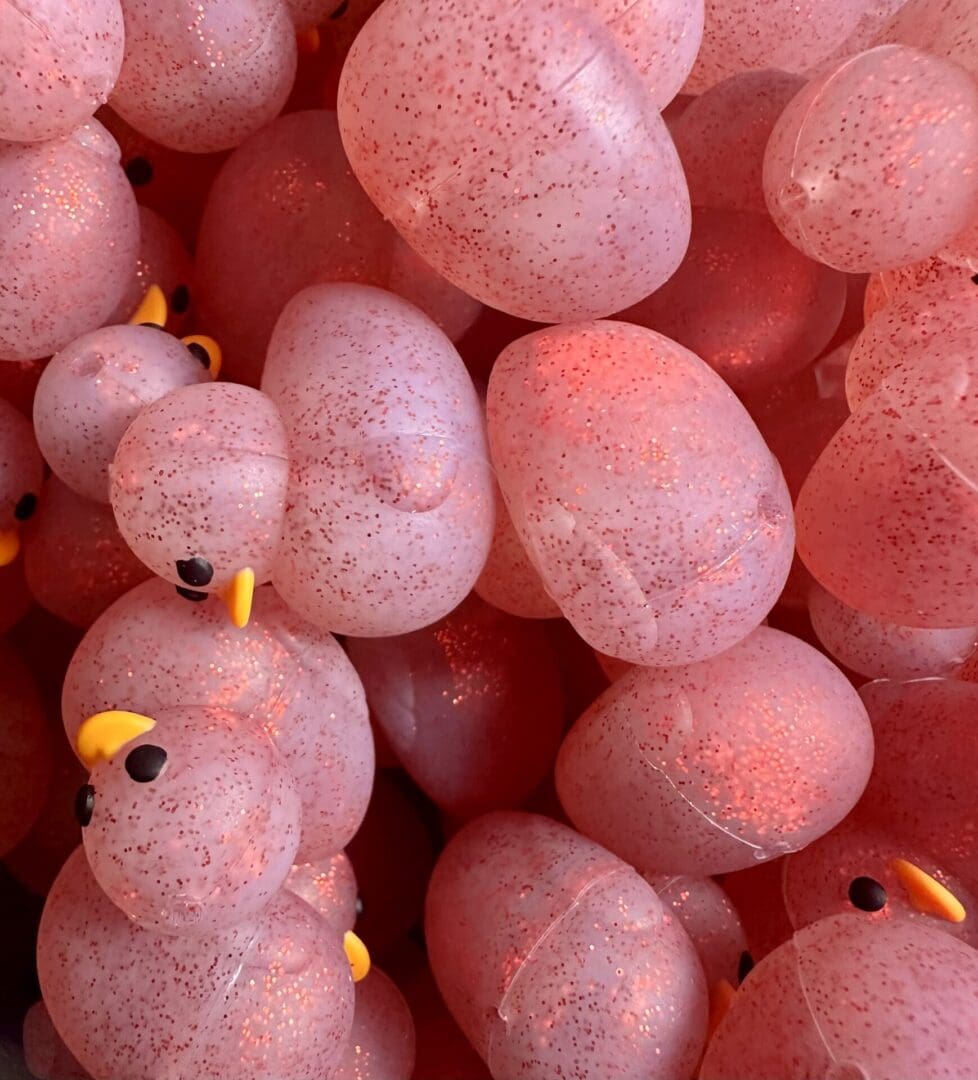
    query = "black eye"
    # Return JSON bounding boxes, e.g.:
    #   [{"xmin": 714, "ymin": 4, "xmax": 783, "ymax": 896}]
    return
[
  {"xmin": 185, "ymin": 341, "xmax": 210, "ymax": 369},
  {"xmin": 971, "ymin": 273, "xmax": 978, "ymax": 285},
  {"xmin": 124, "ymin": 157, "xmax": 153, "ymax": 186},
  {"xmin": 125, "ymin": 744, "xmax": 168, "ymax": 783},
  {"xmin": 737, "ymin": 951, "xmax": 755, "ymax": 983},
  {"xmin": 171, "ymin": 284, "xmax": 191, "ymax": 314},
  {"xmin": 176, "ymin": 586, "xmax": 209, "ymax": 602},
  {"xmin": 176, "ymin": 556, "xmax": 213, "ymax": 587},
  {"xmin": 74, "ymin": 784, "xmax": 95, "ymax": 827},
  {"xmin": 355, "ymin": 896, "xmax": 364, "ymax": 917},
  {"xmin": 848, "ymin": 876, "xmax": 887, "ymax": 912},
  {"xmin": 14, "ymin": 492, "xmax": 37, "ymax": 522}
]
